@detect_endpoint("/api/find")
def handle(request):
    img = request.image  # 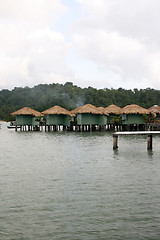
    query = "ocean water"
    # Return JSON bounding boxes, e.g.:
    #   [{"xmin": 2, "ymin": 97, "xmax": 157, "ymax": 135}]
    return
[{"xmin": 0, "ymin": 122, "xmax": 160, "ymax": 240}]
